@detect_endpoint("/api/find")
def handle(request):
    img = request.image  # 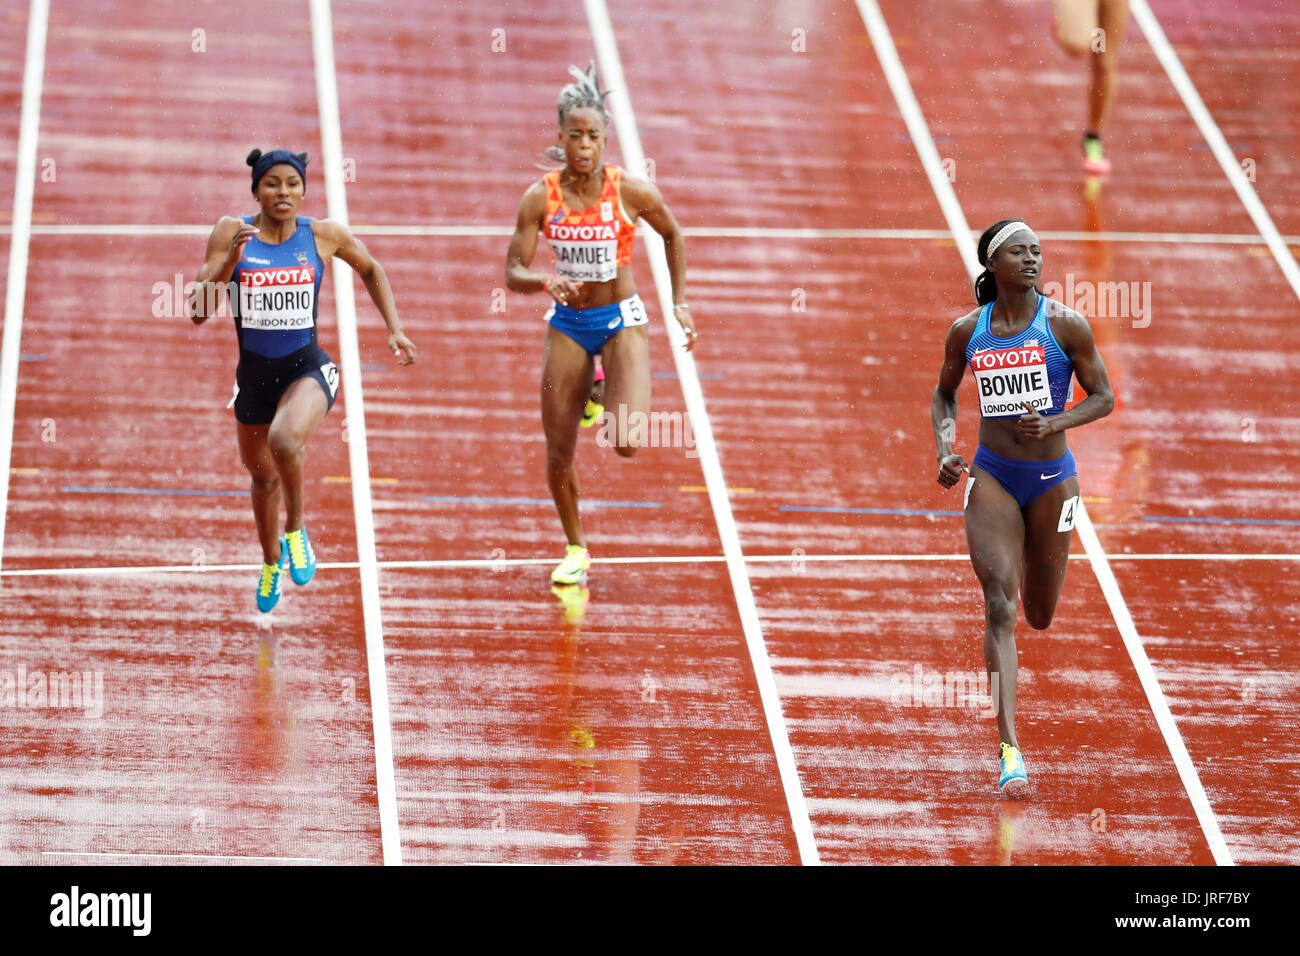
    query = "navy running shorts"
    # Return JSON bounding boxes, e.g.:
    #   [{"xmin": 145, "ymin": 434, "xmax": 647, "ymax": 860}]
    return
[{"xmin": 233, "ymin": 342, "xmax": 339, "ymax": 426}]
